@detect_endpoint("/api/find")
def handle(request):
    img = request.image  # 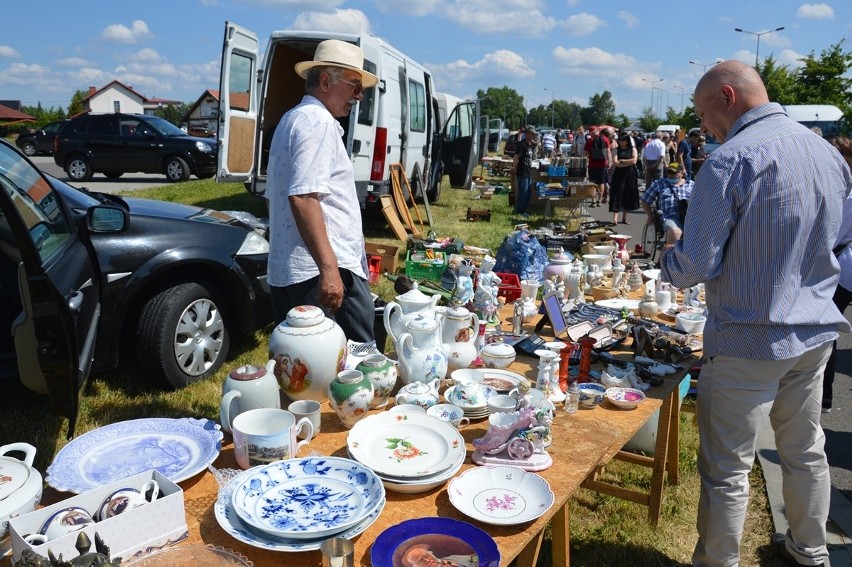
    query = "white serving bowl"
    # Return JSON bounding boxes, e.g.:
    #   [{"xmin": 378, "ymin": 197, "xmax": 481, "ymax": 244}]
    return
[
  {"xmin": 593, "ymin": 245, "xmax": 616, "ymax": 256},
  {"xmin": 605, "ymin": 387, "xmax": 646, "ymax": 410},
  {"xmin": 582, "ymin": 254, "xmax": 611, "ymax": 269},
  {"xmin": 676, "ymin": 311, "xmax": 707, "ymax": 334}
]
